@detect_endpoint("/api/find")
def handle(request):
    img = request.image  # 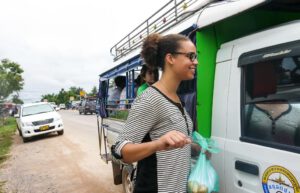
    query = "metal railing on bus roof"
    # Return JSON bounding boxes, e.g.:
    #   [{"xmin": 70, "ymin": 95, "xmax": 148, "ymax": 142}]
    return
[{"xmin": 110, "ymin": 0, "xmax": 200, "ymax": 62}]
